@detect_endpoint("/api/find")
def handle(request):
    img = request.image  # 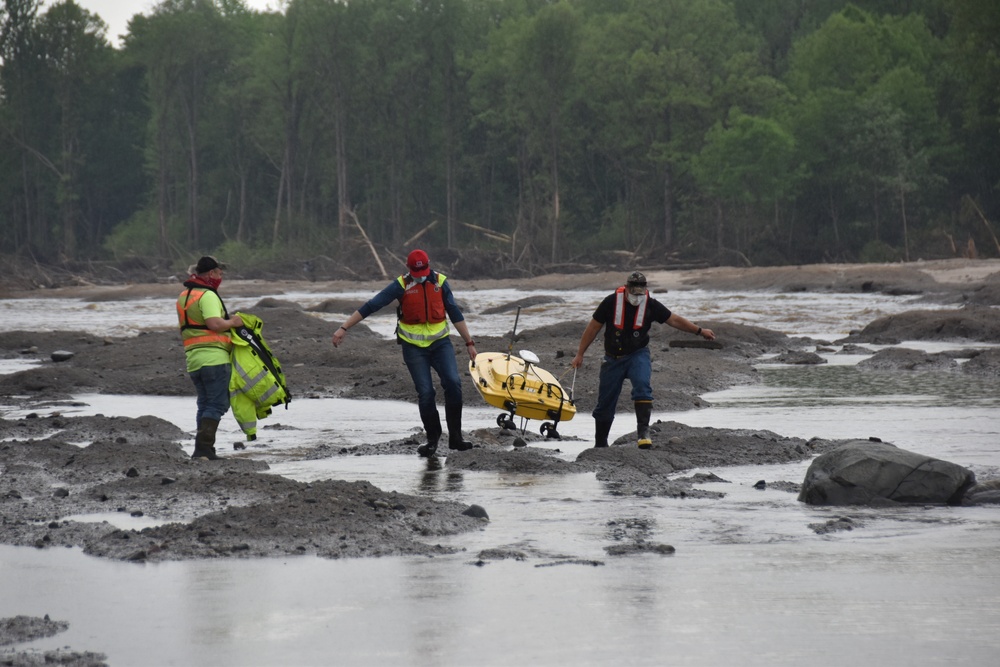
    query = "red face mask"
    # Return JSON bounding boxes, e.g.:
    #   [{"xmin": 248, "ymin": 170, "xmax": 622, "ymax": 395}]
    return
[{"xmin": 190, "ymin": 274, "xmax": 222, "ymax": 290}]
